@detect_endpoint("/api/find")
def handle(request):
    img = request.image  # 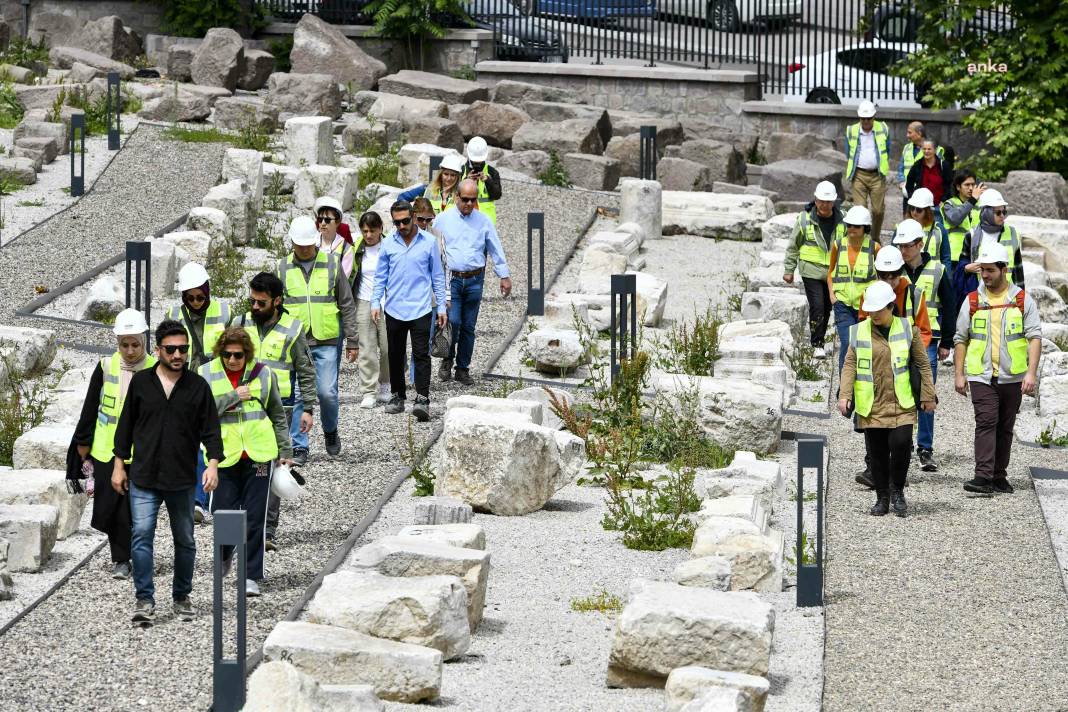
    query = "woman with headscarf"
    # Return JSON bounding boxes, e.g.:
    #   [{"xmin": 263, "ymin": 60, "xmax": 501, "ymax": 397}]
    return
[
  {"xmin": 71, "ymin": 309, "xmax": 156, "ymax": 579},
  {"xmin": 953, "ymin": 185, "xmax": 1025, "ymax": 300}
]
